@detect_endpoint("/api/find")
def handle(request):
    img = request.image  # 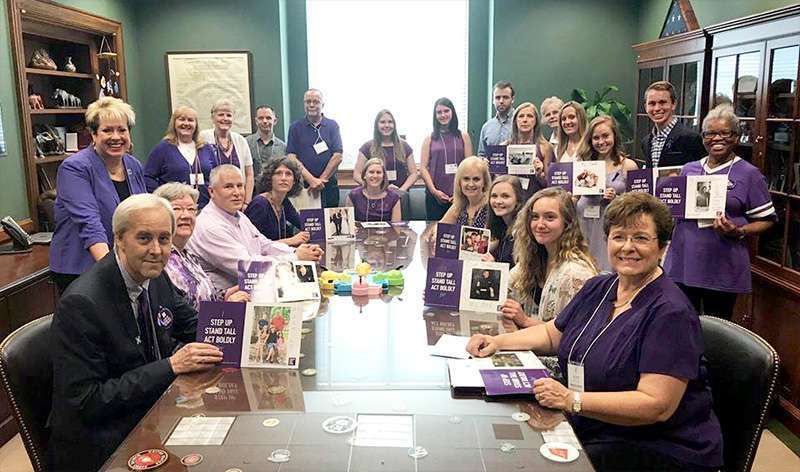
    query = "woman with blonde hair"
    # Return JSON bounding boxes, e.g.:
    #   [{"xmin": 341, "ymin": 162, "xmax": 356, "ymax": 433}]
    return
[
  {"xmin": 144, "ymin": 106, "xmax": 216, "ymax": 208},
  {"xmin": 502, "ymin": 186, "xmax": 597, "ymax": 329},
  {"xmin": 575, "ymin": 115, "xmax": 638, "ymax": 271},
  {"xmin": 439, "ymin": 156, "xmax": 491, "ymax": 227},
  {"xmin": 540, "ymin": 96, "xmax": 564, "ymax": 147},
  {"xmin": 504, "ymin": 102, "xmax": 555, "ymax": 197},
  {"xmin": 556, "ymin": 101, "xmax": 588, "ymax": 162}
]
